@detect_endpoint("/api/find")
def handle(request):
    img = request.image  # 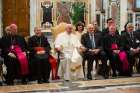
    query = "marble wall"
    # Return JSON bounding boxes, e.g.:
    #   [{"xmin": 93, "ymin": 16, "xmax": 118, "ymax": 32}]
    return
[
  {"xmin": 29, "ymin": 0, "xmax": 131, "ymax": 34},
  {"xmin": 120, "ymin": 0, "xmax": 128, "ymax": 31},
  {"xmin": 30, "ymin": 0, "xmax": 37, "ymax": 36},
  {"xmin": 0, "ymin": 0, "xmax": 2, "ymax": 37}
]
